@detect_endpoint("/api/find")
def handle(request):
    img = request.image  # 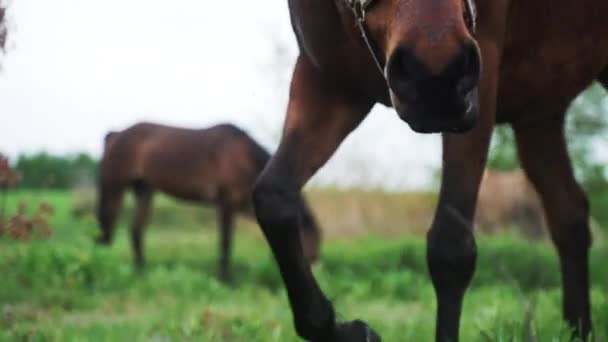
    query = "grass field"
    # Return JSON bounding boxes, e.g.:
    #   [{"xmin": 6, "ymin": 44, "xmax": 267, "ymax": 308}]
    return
[{"xmin": 0, "ymin": 190, "xmax": 607, "ymax": 341}]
